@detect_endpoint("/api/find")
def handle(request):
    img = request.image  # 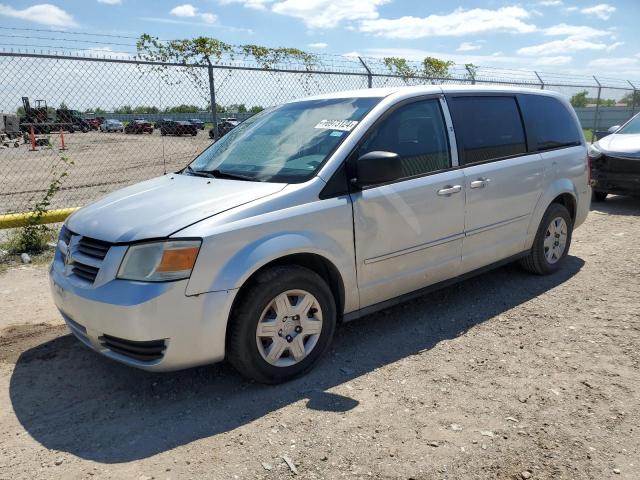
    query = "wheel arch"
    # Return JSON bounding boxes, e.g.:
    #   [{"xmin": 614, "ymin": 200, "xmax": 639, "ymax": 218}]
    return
[
  {"xmin": 228, "ymin": 251, "xmax": 346, "ymax": 325},
  {"xmin": 526, "ymin": 180, "xmax": 578, "ymax": 249}
]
